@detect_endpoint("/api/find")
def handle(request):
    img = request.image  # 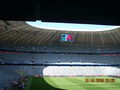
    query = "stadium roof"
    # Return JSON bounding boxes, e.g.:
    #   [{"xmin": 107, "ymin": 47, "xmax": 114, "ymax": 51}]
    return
[
  {"xmin": 0, "ymin": 21, "xmax": 120, "ymax": 47},
  {"xmin": 26, "ymin": 21, "xmax": 120, "ymax": 32}
]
